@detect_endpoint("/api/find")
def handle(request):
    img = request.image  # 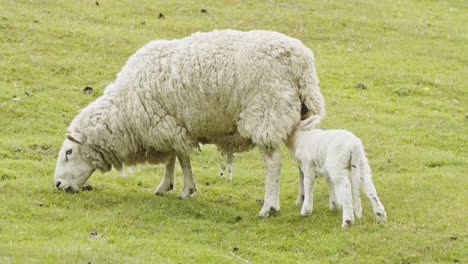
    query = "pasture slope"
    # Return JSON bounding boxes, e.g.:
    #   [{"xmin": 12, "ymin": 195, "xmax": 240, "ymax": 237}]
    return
[{"xmin": 0, "ymin": 0, "xmax": 466, "ymax": 263}]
